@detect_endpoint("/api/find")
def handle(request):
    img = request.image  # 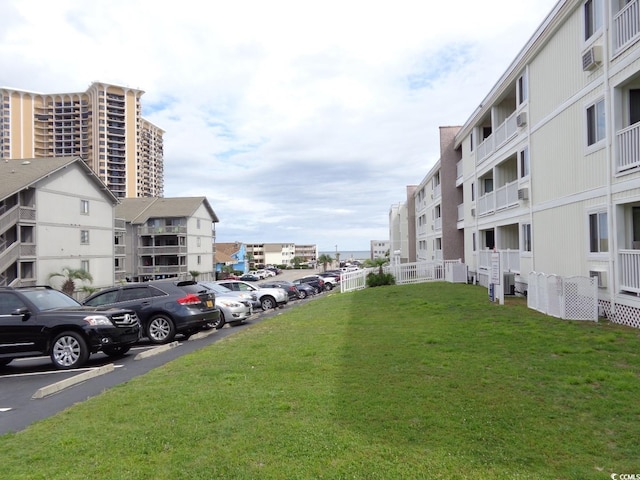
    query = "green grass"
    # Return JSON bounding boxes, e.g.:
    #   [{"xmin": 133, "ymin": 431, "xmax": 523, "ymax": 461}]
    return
[{"xmin": 2, "ymin": 282, "xmax": 640, "ymax": 479}]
